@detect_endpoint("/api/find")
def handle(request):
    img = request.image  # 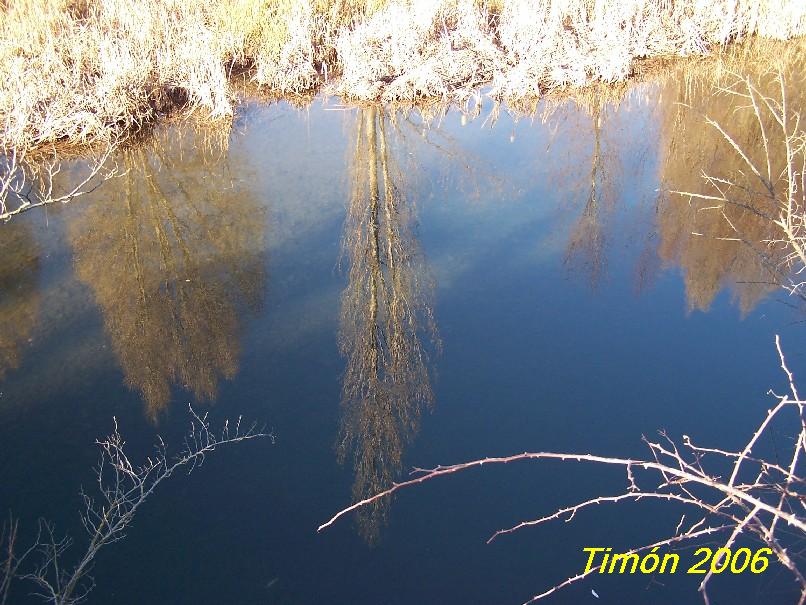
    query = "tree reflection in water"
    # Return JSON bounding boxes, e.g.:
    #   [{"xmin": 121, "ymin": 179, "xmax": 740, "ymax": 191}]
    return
[
  {"xmin": 656, "ymin": 40, "xmax": 806, "ymax": 314},
  {"xmin": 540, "ymin": 39, "xmax": 806, "ymax": 313},
  {"xmin": 68, "ymin": 121, "xmax": 266, "ymax": 419},
  {"xmin": 337, "ymin": 107, "xmax": 438, "ymax": 543},
  {"xmin": 537, "ymin": 83, "xmax": 640, "ymax": 292},
  {"xmin": 563, "ymin": 93, "xmax": 619, "ymax": 289},
  {"xmin": 0, "ymin": 220, "xmax": 40, "ymax": 383}
]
